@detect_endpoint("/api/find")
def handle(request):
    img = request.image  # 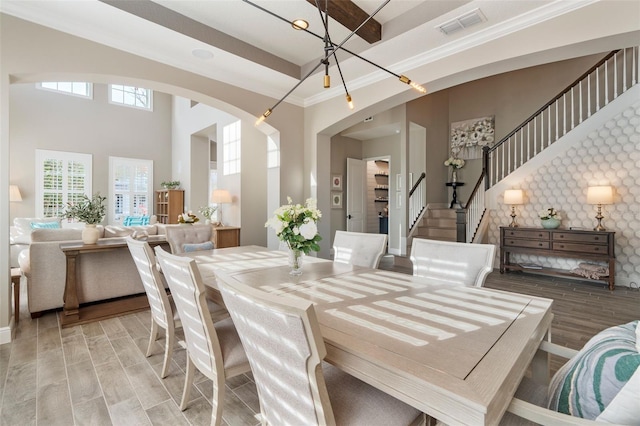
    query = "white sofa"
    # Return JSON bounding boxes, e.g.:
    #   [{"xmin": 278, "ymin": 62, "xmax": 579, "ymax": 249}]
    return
[{"xmin": 18, "ymin": 224, "xmax": 169, "ymax": 317}]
